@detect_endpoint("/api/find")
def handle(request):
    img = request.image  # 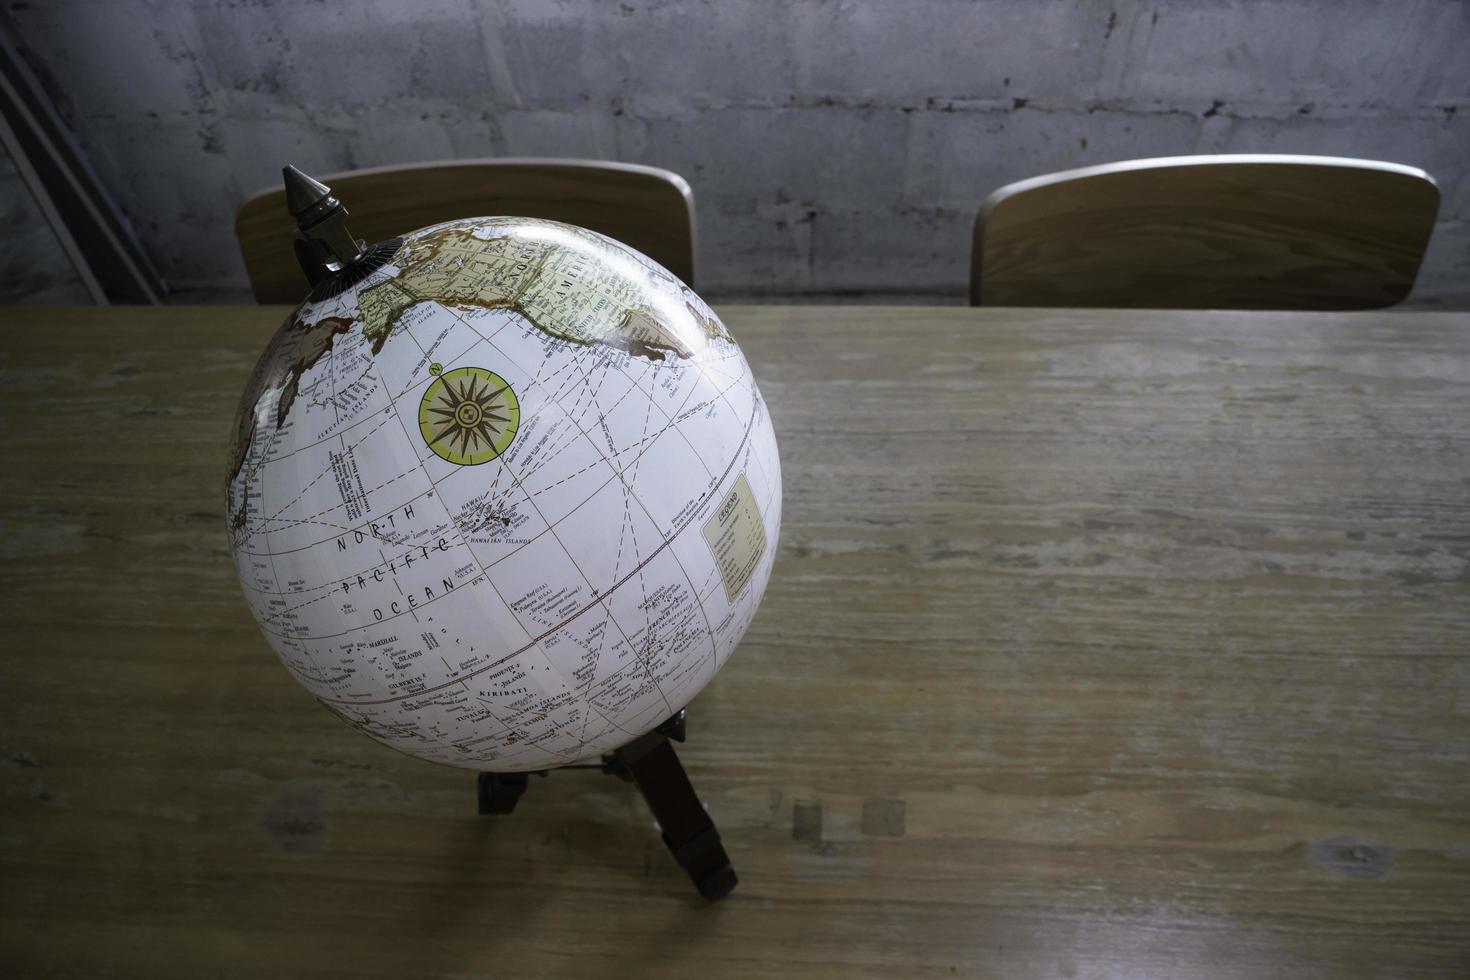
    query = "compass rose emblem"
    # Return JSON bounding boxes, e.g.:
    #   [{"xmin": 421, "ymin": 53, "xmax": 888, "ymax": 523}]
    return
[{"xmin": 418, "ymin": 366, "xmax": 520, "ymax": 465}]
